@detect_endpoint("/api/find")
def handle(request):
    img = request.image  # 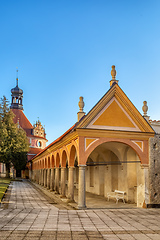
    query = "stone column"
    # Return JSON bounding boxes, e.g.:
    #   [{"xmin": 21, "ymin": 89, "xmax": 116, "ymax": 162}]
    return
[
  {"xmin": 50, "ymin": 168, "xmax": 54, "ymax": 191},
  {"xmin": 29, "ymin": 170, "xmax": 32, "ymax": 180},
  {"xmin": 144, "ymin": 165, "xmax": 149, "ymax": 206},
  {"xmin": 36, "ymin": 170, "xmax": 39, "ymax": 183},
  {"xmin": 32, "ymin": 170, "xmax": 34, "ymax": 181},
  {"xmin": 44, "ymin": 169, "xmax": 47, "ymax": 187},
  {"xmin": 67, "ymin": 167, "xmax": 74, "ymax": 202},
  {"xmin": 41, "ymin": 169, "xmax": 44, "ymax": 185},
  {"xmin": 61, "ymin": 167, "xmax": 66, "ymax": 197},
  {"xmin": 39, "ymin": 170, "xmax": 41, "ymax": 185},
  {"xmin": 78, "ymin": 165, "xmax": 86, "ymax": 209},
  {"xmin": 55, "ymin": 167, "xmax": 60, "ymax": 193},
  {"xmin": 47, "ymin": 169, "xmax": 50, "ymax": 189}
]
